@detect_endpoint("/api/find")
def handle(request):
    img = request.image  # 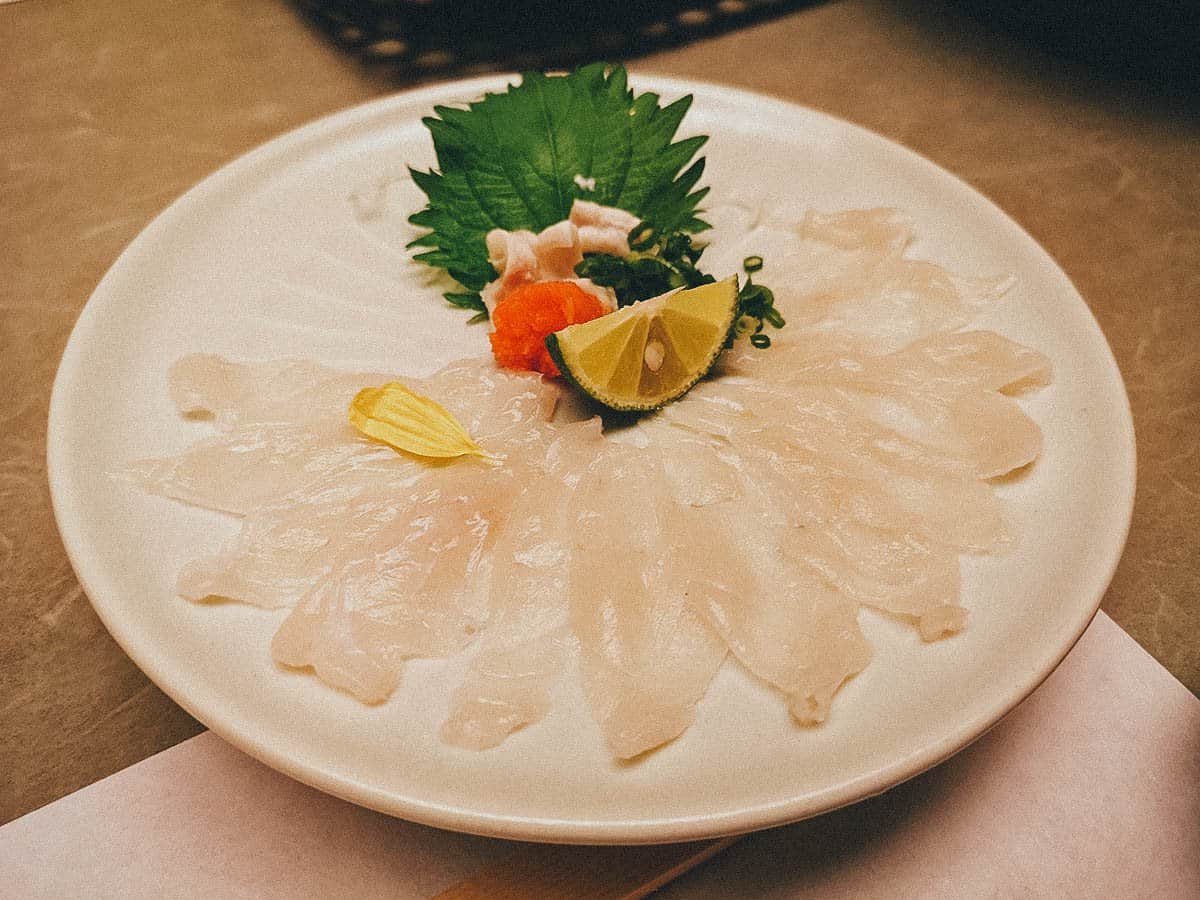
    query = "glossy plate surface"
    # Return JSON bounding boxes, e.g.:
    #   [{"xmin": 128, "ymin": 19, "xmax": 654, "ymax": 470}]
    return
[{"xmin": 48, "ymin": 75, "xmax": 1135, "ymax": 844}]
